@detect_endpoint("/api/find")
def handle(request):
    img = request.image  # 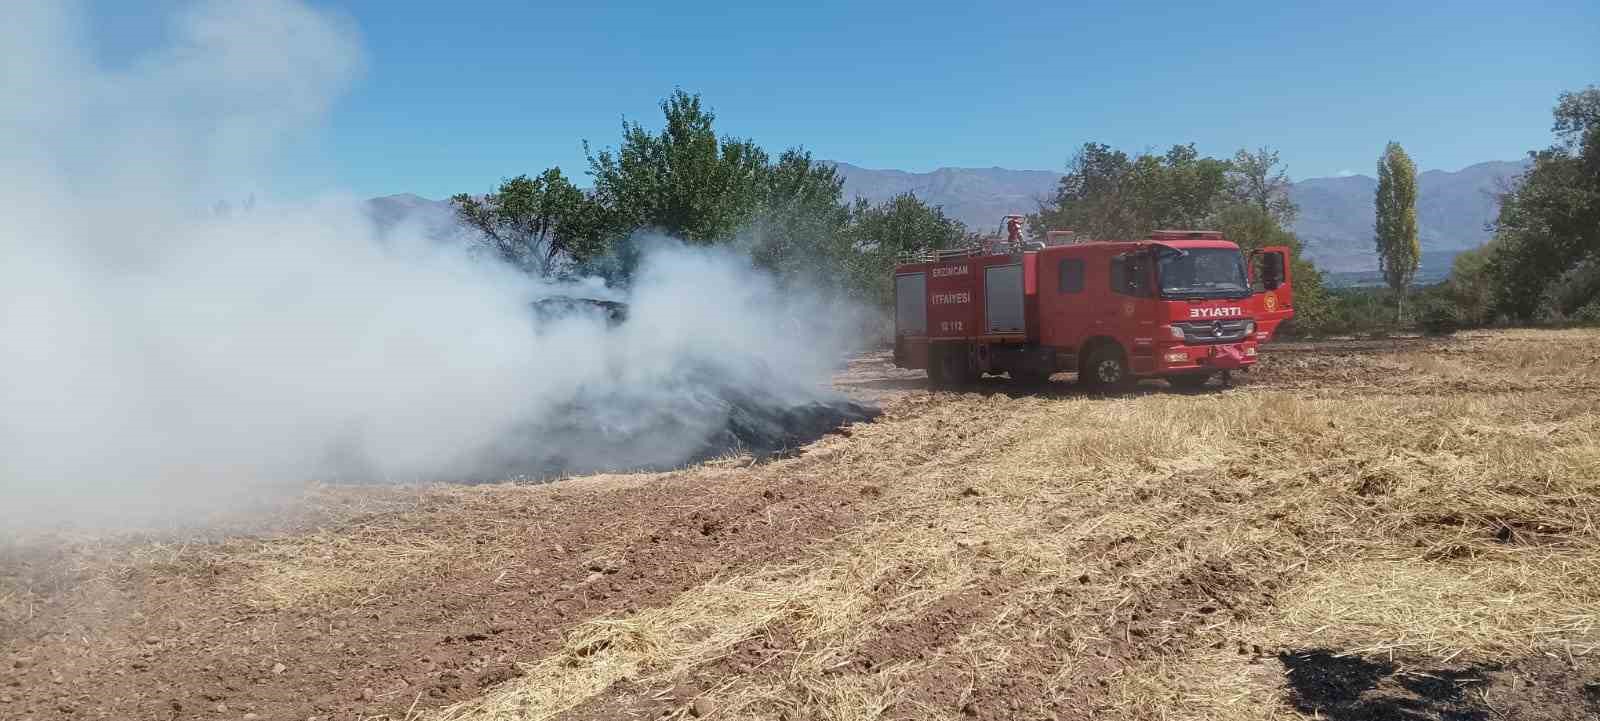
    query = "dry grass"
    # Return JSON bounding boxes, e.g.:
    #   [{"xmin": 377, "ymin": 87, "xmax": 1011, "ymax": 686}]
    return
[
  {"xmin": 6, "ymin": 329, "xmax": 1598, "ymax": 721},
  {"xmin": 230, "ymin": 484, "xmax": 561, "ymax": 611},
  {"xmin": 0, "ymin": 485, "xmax": 387, "ymax": 629},
  {"xmin": 432, "ymin": 329, "xmax": 1600, "ymax": 720}
]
